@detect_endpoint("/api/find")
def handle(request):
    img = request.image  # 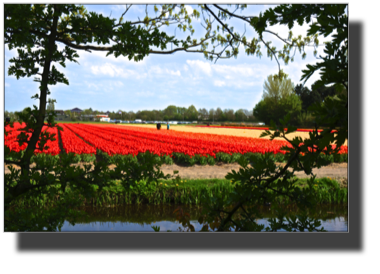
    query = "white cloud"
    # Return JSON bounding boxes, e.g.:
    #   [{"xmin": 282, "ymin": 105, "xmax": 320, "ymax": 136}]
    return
[
  {"xmin": 90, "ymin": 63, "xmax": 147, "ymax": 79},
  {"xmin": 125, "ymin": 70, "xmax": 147, "ymax": 79},
  {"xmin": 113, "ymin": 81, "xmax": 124, "ymax": 87},
  {"xmin": 81, "ymin": 80, "xmax": 128, "ymax": 95},
  {"xmin": 5, "ymin": 83, "xmax": 10, "ymax": 87},
  {"xmin": 214, "ymin": 80, "xmax": 225, "ymax": 87},
  {"xmin": 149, "ymin": 66, "xmax": 163, "ymax": 74},
  {"xmin": 84, "ymin": 81, "xmax": 99, "ymax": 90},
  {"xmin": 91, "ymin": 63, "xmax": 119, "ymax": 77},
  {"xmin": 148, "ymin": 66, "xmax": 181, "ymax": 77},
  {"xmin": 213, "ymin": 64, "xmax": 263, "ymax": 78},
  {"xmin": 80, "ymin": 90, "xmax": 100, "ymax": 95},
  {"xmin": 170, "ymin": 70, "xmax": 181, "ymax": 76},
  {"xmin": 186, "ymin": 60, "xmax": 212, "ymax": 77}
]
